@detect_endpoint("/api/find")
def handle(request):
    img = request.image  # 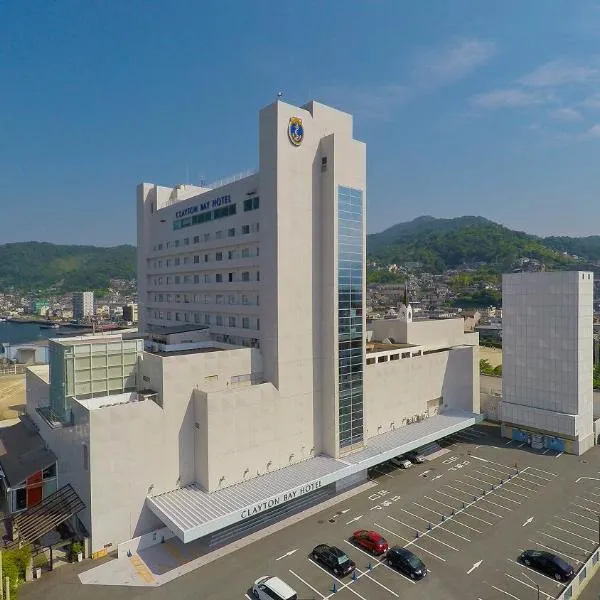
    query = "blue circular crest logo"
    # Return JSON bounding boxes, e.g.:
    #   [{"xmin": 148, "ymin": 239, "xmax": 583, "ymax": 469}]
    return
[{"xmin": 288, "ymin": 117, "xmax": 304, "ymax": 146}]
